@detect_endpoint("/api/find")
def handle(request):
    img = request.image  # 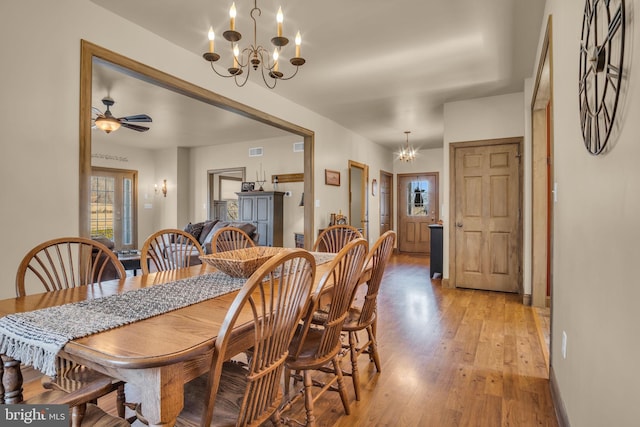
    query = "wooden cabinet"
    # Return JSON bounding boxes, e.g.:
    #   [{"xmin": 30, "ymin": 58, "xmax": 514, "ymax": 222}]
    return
[{"xmin": 237, "ymin": 191, "xmax": 284, "ymax": 247}]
